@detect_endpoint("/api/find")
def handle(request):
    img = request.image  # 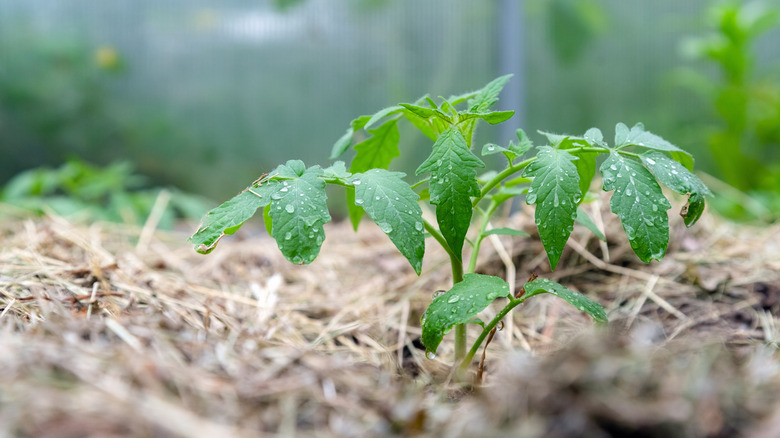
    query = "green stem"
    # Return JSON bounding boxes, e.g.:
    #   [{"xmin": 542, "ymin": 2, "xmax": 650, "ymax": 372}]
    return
[
  {"xmin": 466, "ymin": 201, "xmax": 498, "ymax": 275},
  {"xmin": 459, "ymin": 297, "xmax": 525, "ymax": 372},
  {"xmin": 423, "ymin": 219, "xmax": 467, "ymax": 361},
  {"xmin": 473, "ymin": 157, "xmax": 535, "ymax": 207}
]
